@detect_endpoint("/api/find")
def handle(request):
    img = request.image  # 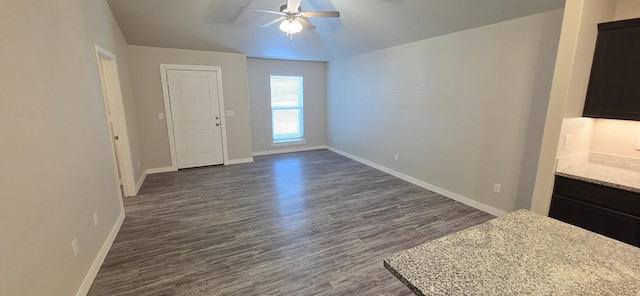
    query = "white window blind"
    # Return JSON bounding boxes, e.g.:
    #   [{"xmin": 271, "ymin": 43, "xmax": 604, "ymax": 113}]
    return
[{"xmin": 270, "ymin": 75, "xmax": 304, "ymax": 143}]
